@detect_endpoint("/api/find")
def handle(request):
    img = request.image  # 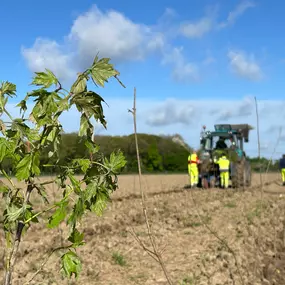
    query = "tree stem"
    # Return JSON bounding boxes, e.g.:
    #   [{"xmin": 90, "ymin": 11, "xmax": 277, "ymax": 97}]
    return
[{"xmin": 4, "ymin": 182, "xmax": 34, "ymax": 285}]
